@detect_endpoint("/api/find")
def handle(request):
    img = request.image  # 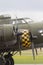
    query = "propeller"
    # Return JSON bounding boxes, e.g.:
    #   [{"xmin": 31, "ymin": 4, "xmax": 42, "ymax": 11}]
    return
[
  {"xmin": 14, "ymin": 16, "xmax": 22, "ymax": 55},
  {"xmin": 35, "ymin": 48, "xmax": 38, "ymax": 55},
  {"xmin": 13, "ymin": 26, "xmax": 22, "ymax": 56},
  {"xmin": 16, "ymin": 30, "xmax": 22, "ymax": 55},
  {"xmin": 29, "ymin": 32, "xmax": 35, "ymax": 60},
  {"xmin": 31, "ymin": 42, "xmax": 35, "ymax": 60}
]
